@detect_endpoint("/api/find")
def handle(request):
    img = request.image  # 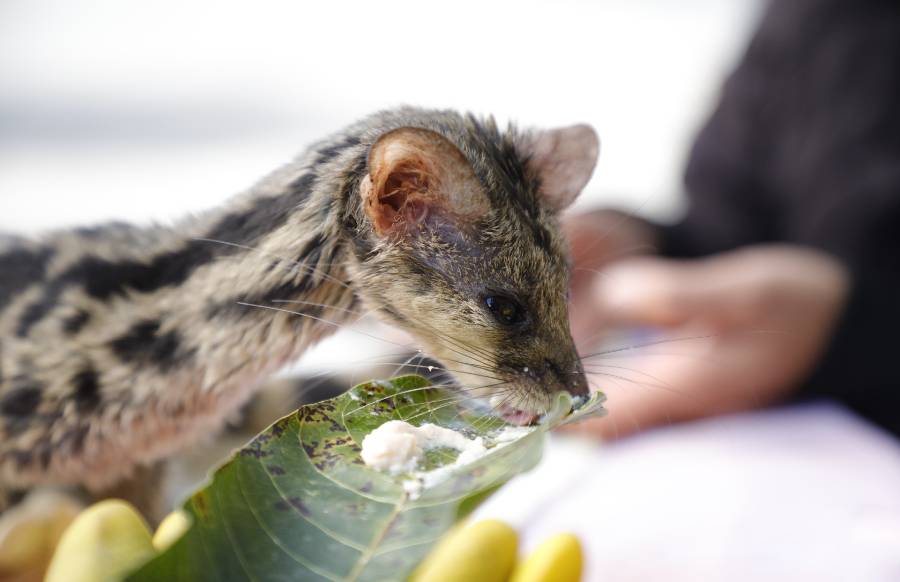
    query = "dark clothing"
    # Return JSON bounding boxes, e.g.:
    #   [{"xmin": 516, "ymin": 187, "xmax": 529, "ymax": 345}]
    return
[{"xmin": 660, "ymin": 0, "xmax": 900, "ymax": 435}]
